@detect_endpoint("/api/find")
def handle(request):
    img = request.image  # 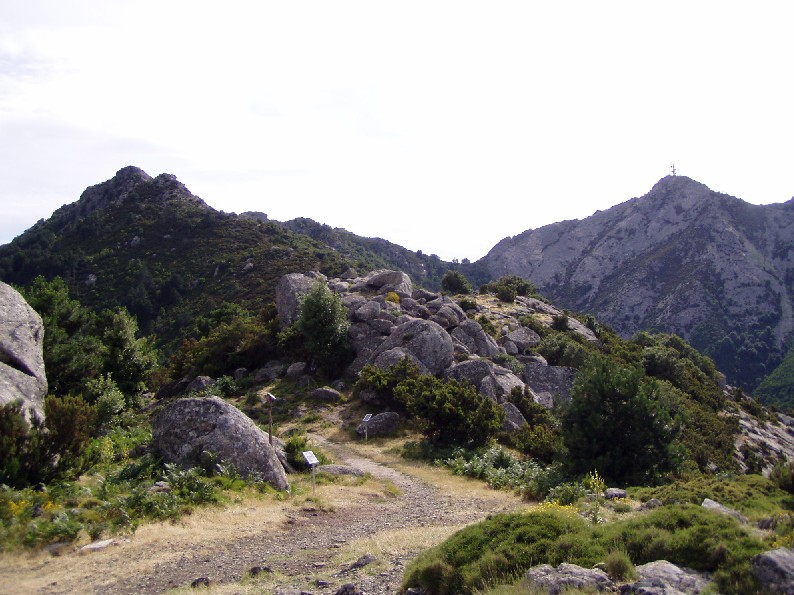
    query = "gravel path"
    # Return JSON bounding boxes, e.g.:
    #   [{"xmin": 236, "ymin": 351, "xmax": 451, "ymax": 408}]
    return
[{"xmin": 2, "ymin": 437, "xmax": 524, "ymax": 594}]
